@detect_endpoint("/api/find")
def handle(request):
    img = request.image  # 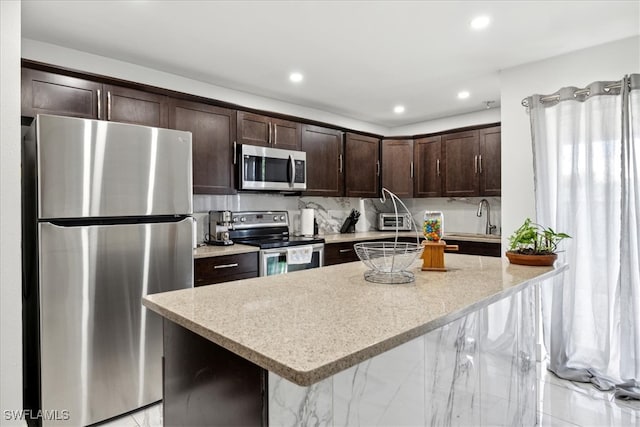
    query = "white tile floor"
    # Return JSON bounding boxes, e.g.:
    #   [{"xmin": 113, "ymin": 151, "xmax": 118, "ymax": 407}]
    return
[{"xmin": 100, "ymin": 362, "xmax": 639, "ymax": 427}]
